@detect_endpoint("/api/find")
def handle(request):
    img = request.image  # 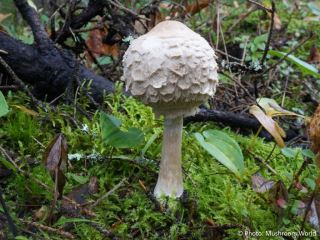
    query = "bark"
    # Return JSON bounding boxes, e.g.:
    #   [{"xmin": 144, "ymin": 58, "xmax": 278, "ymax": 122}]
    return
[
  {"xmin": 184, "ymin": 108, "xmax": 301, "ymax": 141},
  {"xmin": 0, "ymin": 32, "xmax": 114, "ymax": 101}
]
